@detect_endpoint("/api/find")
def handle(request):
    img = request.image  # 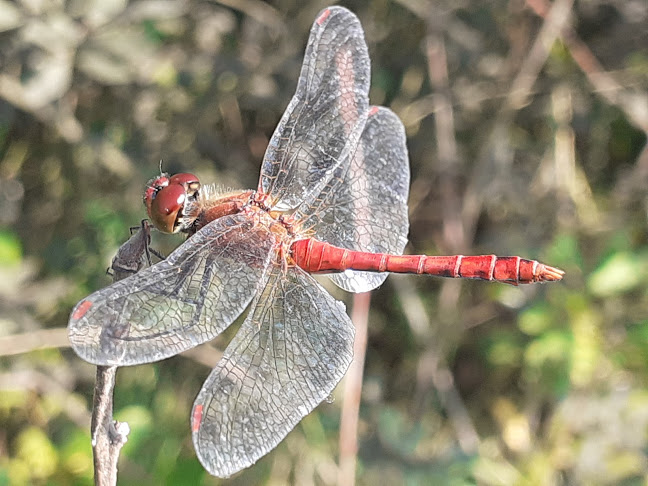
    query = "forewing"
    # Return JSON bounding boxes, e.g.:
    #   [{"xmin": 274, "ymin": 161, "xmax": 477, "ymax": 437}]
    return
[
  {"xmin": 68, "ymin": 214, "xmax": 275, "ymax": 366},
  {"xmin": 259, "ymin": 6, "xmax": 370, "ymax": 211},
  {"xmin": 296, "ymin": 107, "xmax": 410, "ymax": 292},
  {"xmin": 191, "ymin": 266, "xmax": 354, "ymax": 478}
]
